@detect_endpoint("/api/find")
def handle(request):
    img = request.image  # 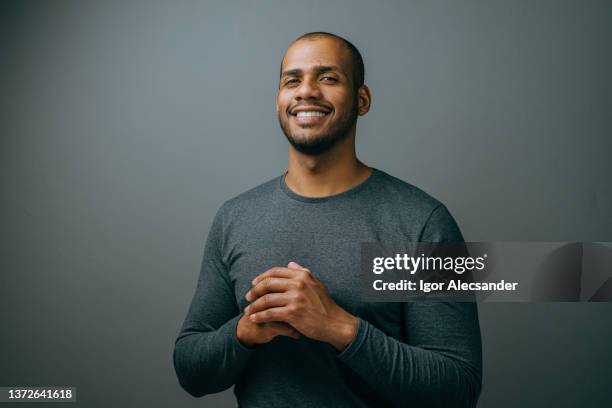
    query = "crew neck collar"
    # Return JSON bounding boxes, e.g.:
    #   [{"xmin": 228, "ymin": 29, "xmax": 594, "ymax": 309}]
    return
[{"xmin": 279, "ymin": 167, "xmax": 380, "ymax": 203}]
